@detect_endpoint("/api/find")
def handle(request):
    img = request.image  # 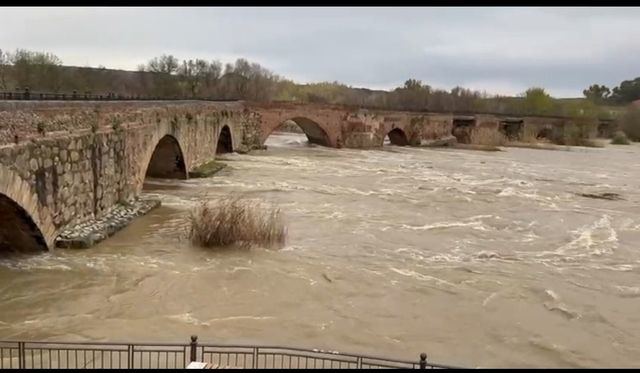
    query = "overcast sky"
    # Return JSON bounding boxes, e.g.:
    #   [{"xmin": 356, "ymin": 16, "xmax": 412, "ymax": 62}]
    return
[{"xmin": 1, "ymin": 7, "xmax": 639, "ymax": 98}]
